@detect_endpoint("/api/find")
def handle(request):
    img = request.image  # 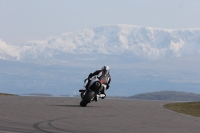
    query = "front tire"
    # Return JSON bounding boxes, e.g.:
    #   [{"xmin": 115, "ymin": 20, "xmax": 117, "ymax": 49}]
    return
[{"xmin": 80, "ymin": 90, "xmax": 95, "ymax": 107}]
